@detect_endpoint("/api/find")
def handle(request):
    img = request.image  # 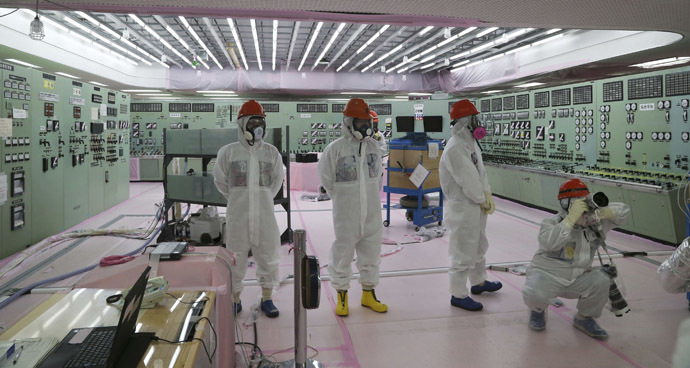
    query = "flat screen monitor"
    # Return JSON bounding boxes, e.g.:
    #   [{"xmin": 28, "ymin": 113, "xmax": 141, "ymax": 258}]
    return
[
  {"xmin": 396, "ymin": 116, "xmax": 415, "ymax": 132},
  {"xmin": 423, "ymin": 115, "xmax": 443, "ymax": 132}
]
